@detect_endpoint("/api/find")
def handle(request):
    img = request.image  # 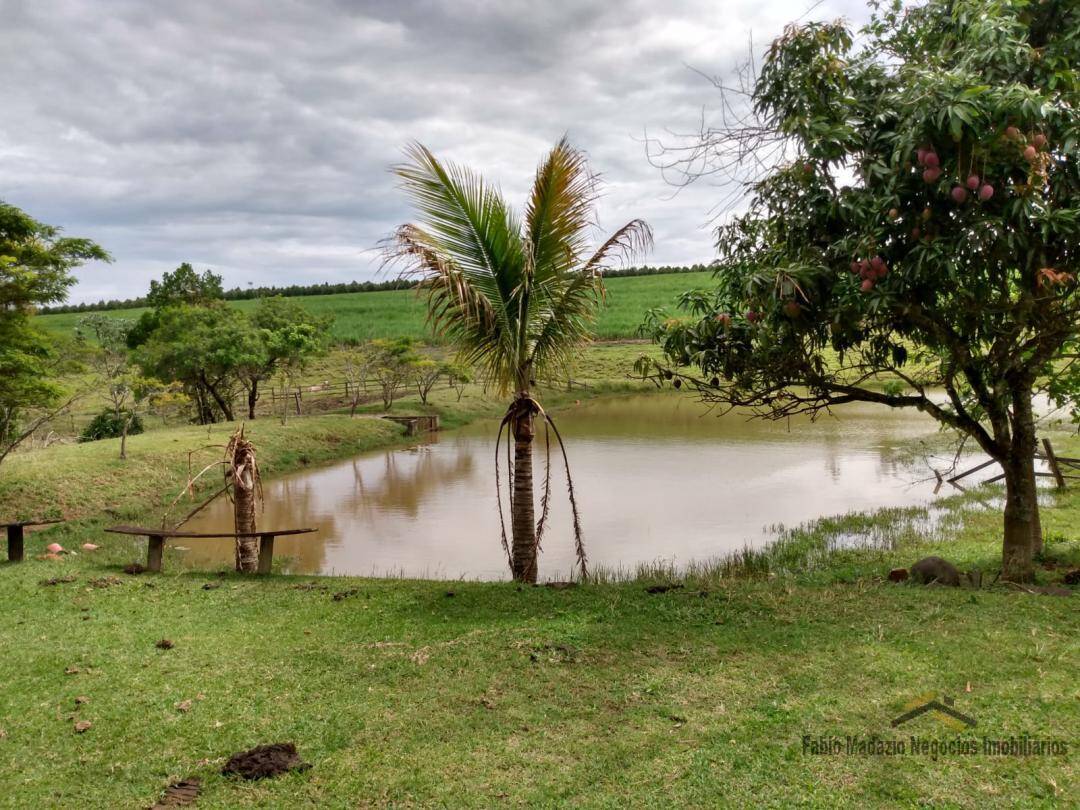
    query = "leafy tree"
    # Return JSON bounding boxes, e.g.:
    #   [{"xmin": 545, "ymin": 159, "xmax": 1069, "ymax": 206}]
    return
[
  {"xmin": 146, "ymin": 262, "xmax": 223, "ymax": 308},
  {"xmin": 136, "ymin": 304, "xmax": 263, "ymax": 424},
  {"xmin": 0, "ymin": 202, "xmax": 109, "ymax": 466},
  {"xmin": 76, "ymin": 314, "xmax": 163, "ymax": 458},
  {"xmin": 368, "ymin": 338, "xmax": 419, "ymax": 411},
  {"xmin": 342, "ymin": 343, "xmax": 377, "ymax": 417},
  {"xmin": 240, "ymin": 297, "xmax": 331, "ymax": 420},
  {"xmin": 128, "ymin": 263, "xmax": 224, "ymax": 348},
  {"xmin": 388, "ymin": 138, "xmax": 651, "ymax": 582},
  {"xmin": 410, "ymin": 358, "xmax": 445, "ymax": 405},
  {"xmin": 640, "ymin": 0, "xmax": 1079, "ymax": 582},
  {"xmin": 445, "ymin": 362, "xmax": 473, "ymax": 402}
]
